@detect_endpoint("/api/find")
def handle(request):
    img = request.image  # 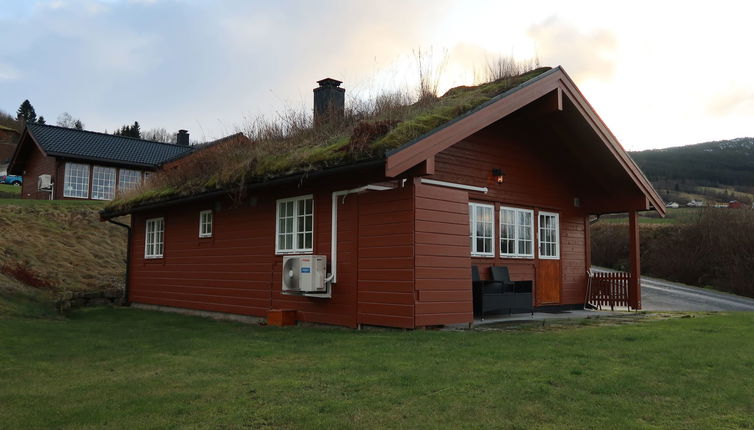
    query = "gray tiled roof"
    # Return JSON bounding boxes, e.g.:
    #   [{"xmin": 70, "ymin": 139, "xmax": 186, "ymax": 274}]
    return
[{"xmin": 27, "ymin": 123, "xmax": 193, "ymax": 167}]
